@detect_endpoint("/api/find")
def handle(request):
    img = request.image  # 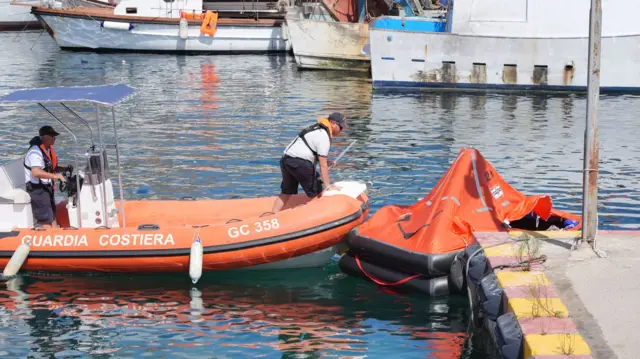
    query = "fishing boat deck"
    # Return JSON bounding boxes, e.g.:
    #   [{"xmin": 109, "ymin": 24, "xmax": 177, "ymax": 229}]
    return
[{"xmin": 32, "ymin": 6, "xmax": 284, "ymax": 26}]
